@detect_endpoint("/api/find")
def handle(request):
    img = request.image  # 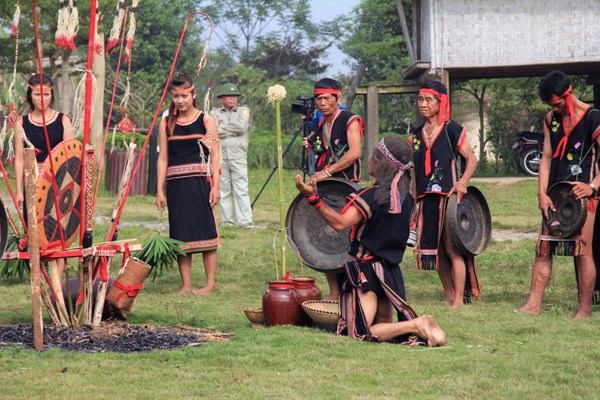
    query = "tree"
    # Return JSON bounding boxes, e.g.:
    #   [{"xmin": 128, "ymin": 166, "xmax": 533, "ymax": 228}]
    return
[{"xmin": 453, "ymin": 80, "xmax": 489, "ymax": 163}]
